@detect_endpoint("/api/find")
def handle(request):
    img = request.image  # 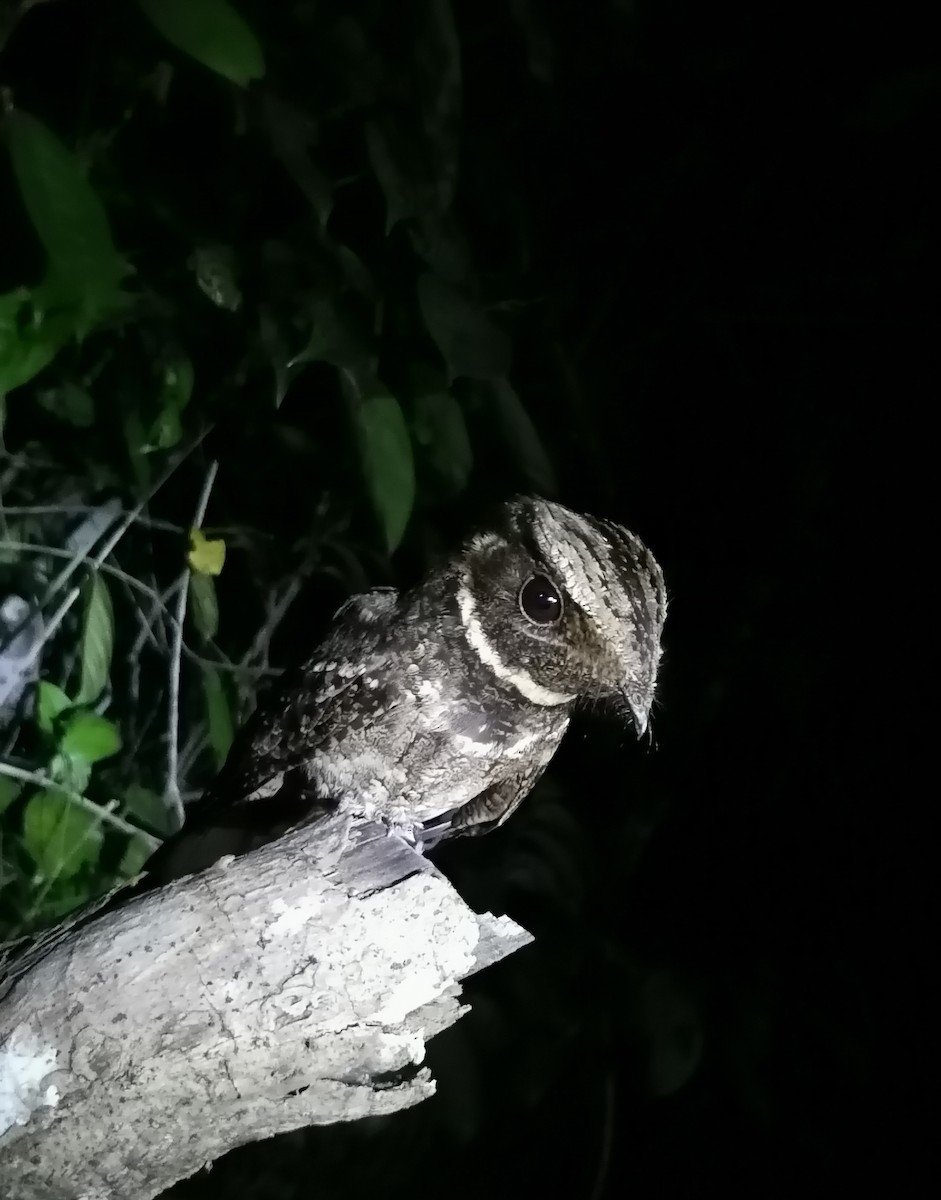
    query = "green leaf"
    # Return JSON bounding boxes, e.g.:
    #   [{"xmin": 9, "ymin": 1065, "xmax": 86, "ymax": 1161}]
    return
[
  {"xmin": 410, "ymin": 214, "xmax": 470, "ymax": 284},
  {"xmin": 190, "ymin": 244, "xmax": 242, "ymax": 310},
  {"xmin": 364, "ymin": 0, "xmax": 460, "ymax": 232},
  {"xmin": 365, "ymin": 120, "xmax": 436, "ymax": 233},
  {"xmin": 0, "ymin": 774, "xmax": 23, "ymax": 816},
  {"xmin": 120, "ymin": 834, "xmax": 156, "ymax": 878},
  {"xmin": 60, "ymin": 712, "xmax": 122, "ymax": 763},
  {"xmin": 417, "ymin": 274, "xmax": 511, "ymax": 381},
  {"xmin": 31, "ymin": 876, "xmax": 98, "ymax": 923},
  {"xmin": 0, "ymin": 325, "xmax": 61, "ymax": 395},
  {"xmin": 36, "ymin": 681, "xmax": 73, "ymax": 733},
  {"xmin": 6, "ymin": 112, "xmax": 125, "ymax": 320},
  {"xmin": 290, "ymin": 292, "xmax": 369, "ymax": 371},
  {"xmin": 187, "ymin": 529, "xmax": 226, "ymax": 576},
  {"xmin": 23, "ymin": 789, "xmax": 104, "ymax": 880},
  {"xmin": 160, "ymin": 349, "xmax": 194, "ymax": 412},
  {"xmin": 202, "ymin": 666, "xmax": 234, "ymax": 769},
  {"xmin": 342, "ymin": 369, "xmax": 415, "ymax": 552},
  {"xmin": 139, "ymin": 0, "xmax": 266, "ymax": 87},
  {"xmin": 335, "ymin": 245, "xmax": 379, "ymax": 302},
  {"xmin": 148, "ymin": 408, "xmax": 182, "ymax": 452},
  {"xmin": 0, "ymin": 289, "xmax": 27, "ymax": 321},
  {"xmin": 48, "ymin": 751, "xmax": 92, "ymax": 794},
  {"xmin": 74, "ymin": 573, "xmax": 114, "ymax": 706},
  {"xmin": 122, "ymin": 406, "xmax": 152, "ymax": 490},
  {"xmin": 263, "ymin": 94, "xmax": 334, "ymax": 228},
  {"xmin": 411, "ymin": 390, "xmax": 473, "ymax": 493},
  {"xmin": 188, "ymin": 571, "xmax": 219, "ymax": 639},
  {"xmin": 147, "ymin": 348, "xmax": 194, "ymax": 450},
  {"xmin": 489, "ymin": 377, "xmax": 558, "ymax": 495},
  {"xmin": 35, "ymin": 382, "xmax": 95, "ymax": 427},
  {"xmin": 0, "ymin": 287, "xmax": 76, "ymax": 396},
  {"xmin": 123, "ymin": 783, "xmax": 176, "ymax": 837}
]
